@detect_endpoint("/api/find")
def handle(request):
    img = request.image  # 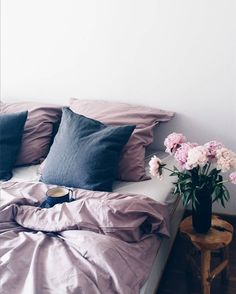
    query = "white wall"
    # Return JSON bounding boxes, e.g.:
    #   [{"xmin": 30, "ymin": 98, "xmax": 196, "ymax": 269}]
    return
[{"xmin": 1, "ymin": 0, "xmax": 236, "ymax": 214}]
